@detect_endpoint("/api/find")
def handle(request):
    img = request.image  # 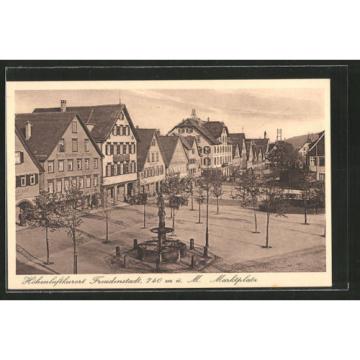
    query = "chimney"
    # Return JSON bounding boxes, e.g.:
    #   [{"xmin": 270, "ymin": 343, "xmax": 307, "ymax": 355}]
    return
[
  {"xmin": 207, "ymin": 117, "xmax": 210, "ymax": 122},
  {"xmin": 264, "ymin": 130, "xmax": 267, "ymax": 139},
  {"xmin": 60, "ymin": 100, "xmax": 67, "ymax": 112},
  {"xmin": 191, "ymin": 109, "xmax": 197, "ymax": 118},
  {"xmin": 25, "ymin": 120, "xmax": 32, "ymax": 140}
]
